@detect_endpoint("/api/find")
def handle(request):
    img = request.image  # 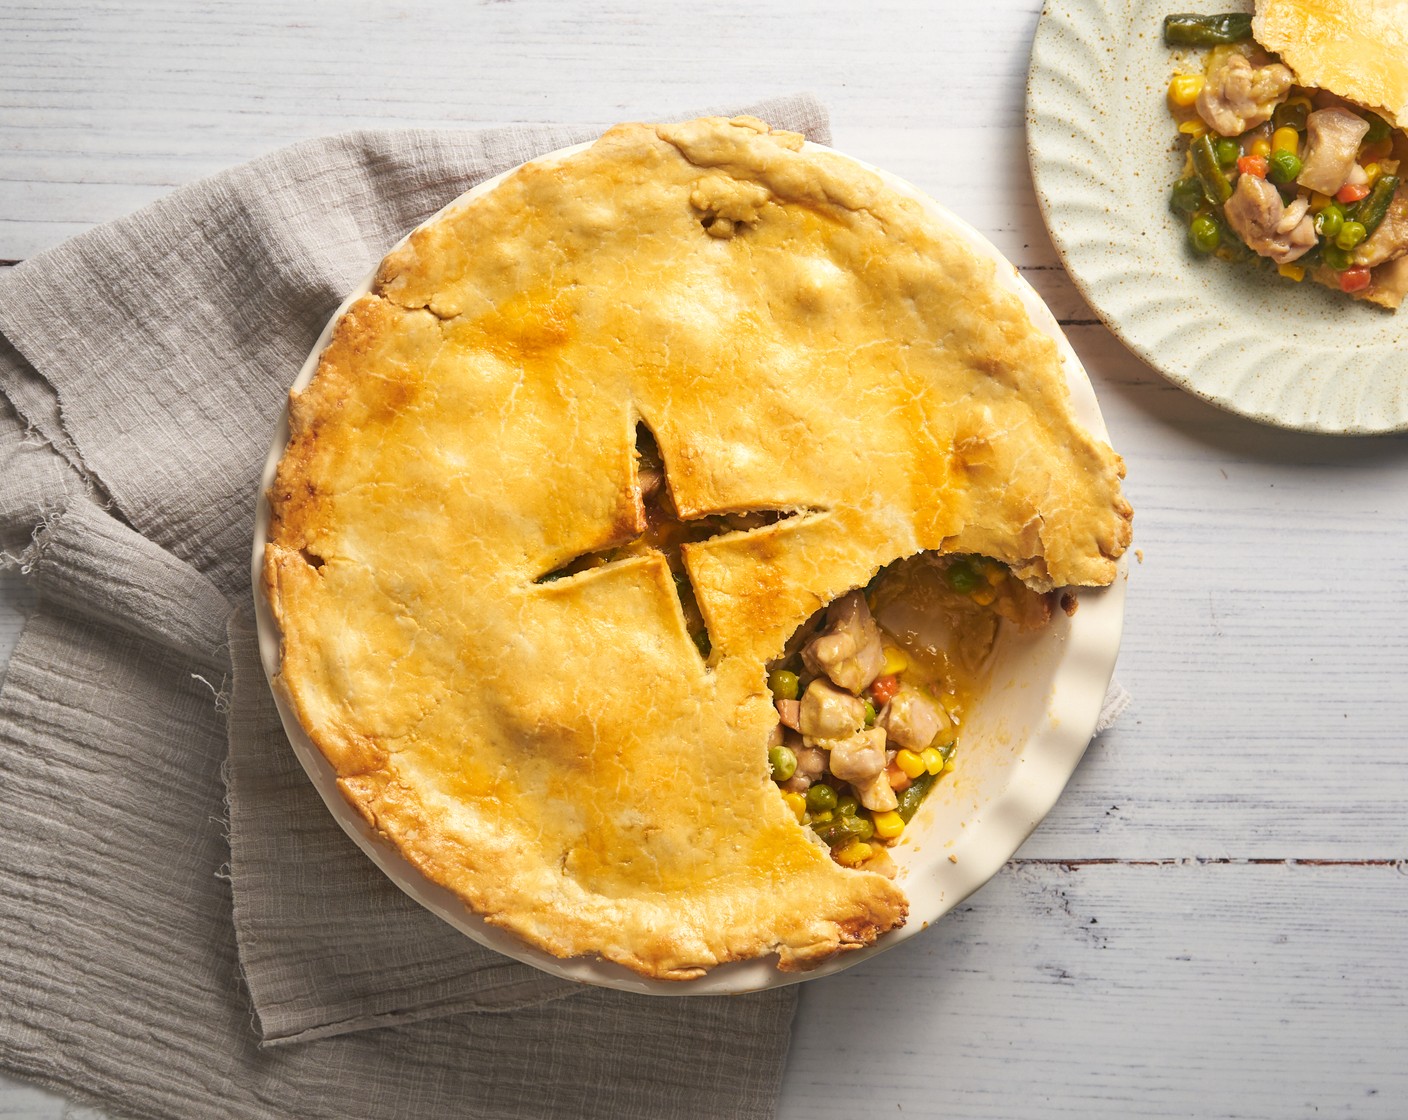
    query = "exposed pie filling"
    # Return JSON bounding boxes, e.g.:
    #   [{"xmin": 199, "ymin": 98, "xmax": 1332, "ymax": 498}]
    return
[{"xmin": 766, "ymin": 555, "xmax": 1053, "ymax": 874}]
